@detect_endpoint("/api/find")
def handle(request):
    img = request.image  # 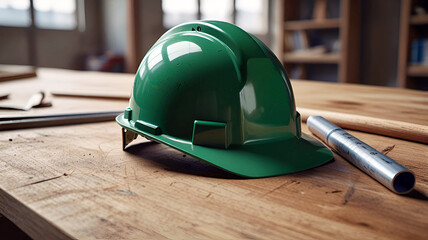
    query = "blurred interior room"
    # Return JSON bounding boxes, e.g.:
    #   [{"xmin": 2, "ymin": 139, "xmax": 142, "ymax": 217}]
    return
[
  {"xmin": 0, "ymin": 0, "xmax": 427, "ymax": 89},
  {"xmin": 0, "ymin": 1, "xmax": 427, "ymax": 240}
]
